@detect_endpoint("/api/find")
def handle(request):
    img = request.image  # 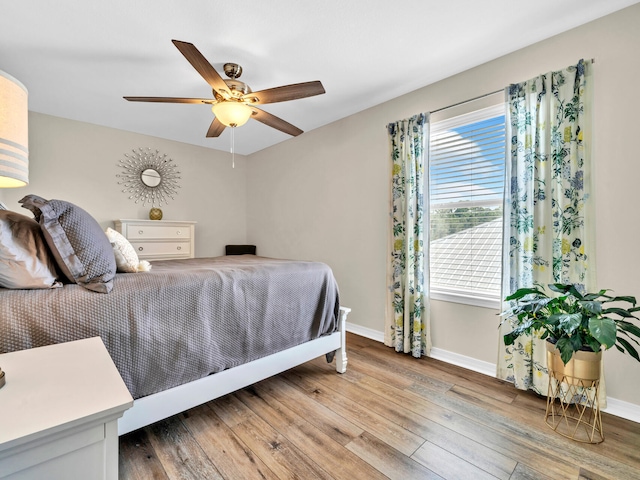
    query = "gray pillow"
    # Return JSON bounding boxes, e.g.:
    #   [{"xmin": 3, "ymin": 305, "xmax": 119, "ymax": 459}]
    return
[
  {"xmin": 0, "ymin": 210, "xmax": 61, "ymax": 289},
  {"xmin": 20, "ymin": 195, "xmax": 116, "ymax": 293}
]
